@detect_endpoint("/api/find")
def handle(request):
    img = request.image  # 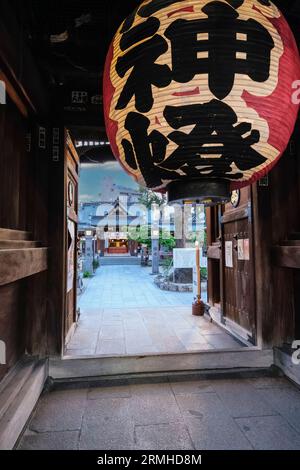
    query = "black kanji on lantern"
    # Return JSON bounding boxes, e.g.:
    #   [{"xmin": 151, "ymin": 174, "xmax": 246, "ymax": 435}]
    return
[
  {"xmin": 121, "ymin": 100, "xmax": 267, "ymax": 186},
  {"xmin": 121, "ymin": 0, "xmax": 185, "ymax": 34},
  {"xmin": 226, "ymin": 0, "xmax": 244, "ymax": 7},
  {"xmin": 165, "ymin": 1, "xmax": 274, "ymax": 99},
  {"xmin": 139, "ymin": 0, "xmax": 185, "ymax": 17},
  {"xmin": 160, "ymin": 100, "xmax": 266, "ymax": 178},
  {"xmin": 257, "ymin": 0, "xmax": 271, "ymax": 5},
  {"xmin": 121, "ymin": 112, "xmax": 179, "ymax": 187},
  {"xmin": 116, "ymin": 17, "xmax": 171, "ymax": 113}
]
